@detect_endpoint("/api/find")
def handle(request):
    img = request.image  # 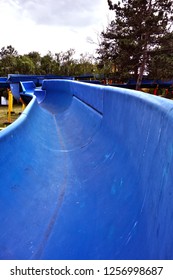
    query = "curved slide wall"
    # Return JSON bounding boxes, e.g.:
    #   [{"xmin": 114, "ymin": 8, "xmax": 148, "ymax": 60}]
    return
[{"xmin": 0, "ymin": 80, "xmax": 173, "ymax": 260}]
